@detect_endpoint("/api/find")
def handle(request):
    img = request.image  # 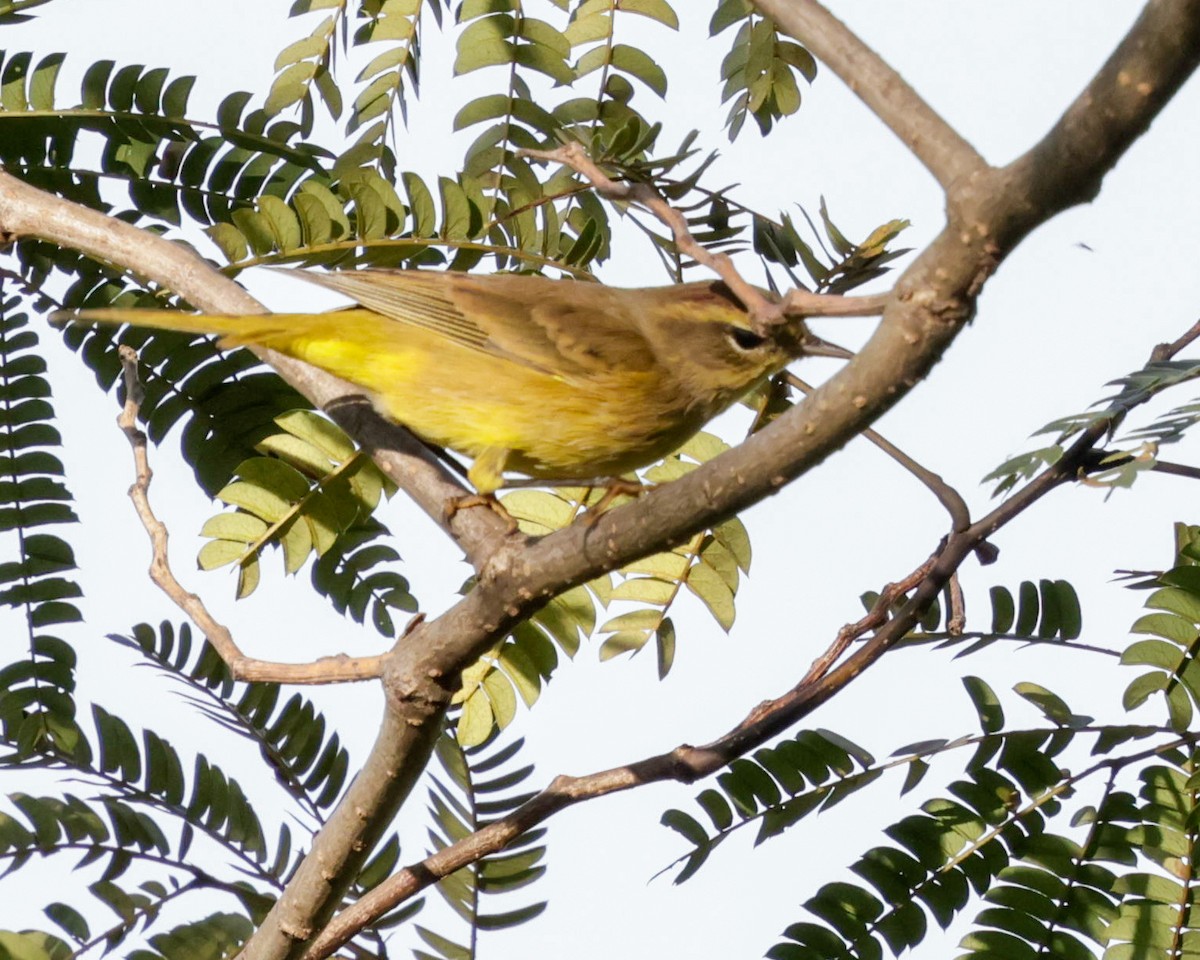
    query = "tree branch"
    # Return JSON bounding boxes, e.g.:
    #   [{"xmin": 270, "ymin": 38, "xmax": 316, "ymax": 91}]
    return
[
  {"xmin": 1152, "ymin": 459, "xmax": 1200, "ymax": 481},
  {"xmin": 0, "ymin": 169, "xmax": 512, "ymax": 571},
  {"xmin": 1153, "ymin": 316, "xmax": 1200, "ymax": 360},
  {"xmin": 115, "ymin": 344, "xmax": 386, "ymax": 684},
  {"xmin": 517, "ymin": 142, "xmax": 892, "ymax": 329},
  {"xmin": 1006, "ymin": 0, "xmax": 1200, "ymax": 218},
  {"xmin": 4, "ymin": 3, "xmax": 1197, "ymax": 954}
]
